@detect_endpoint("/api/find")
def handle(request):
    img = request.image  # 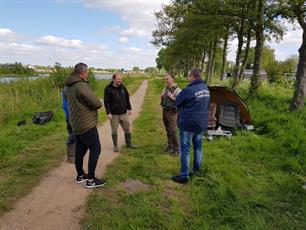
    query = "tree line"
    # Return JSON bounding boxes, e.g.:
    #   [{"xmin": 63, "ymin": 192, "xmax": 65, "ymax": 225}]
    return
[
  {"xmin": 152, "ymin": 0, "xmax": 306, "ymax": 111},
  {"xmin": 0, "ymin": 62, "xmax": 36, "ymax": 76}
]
